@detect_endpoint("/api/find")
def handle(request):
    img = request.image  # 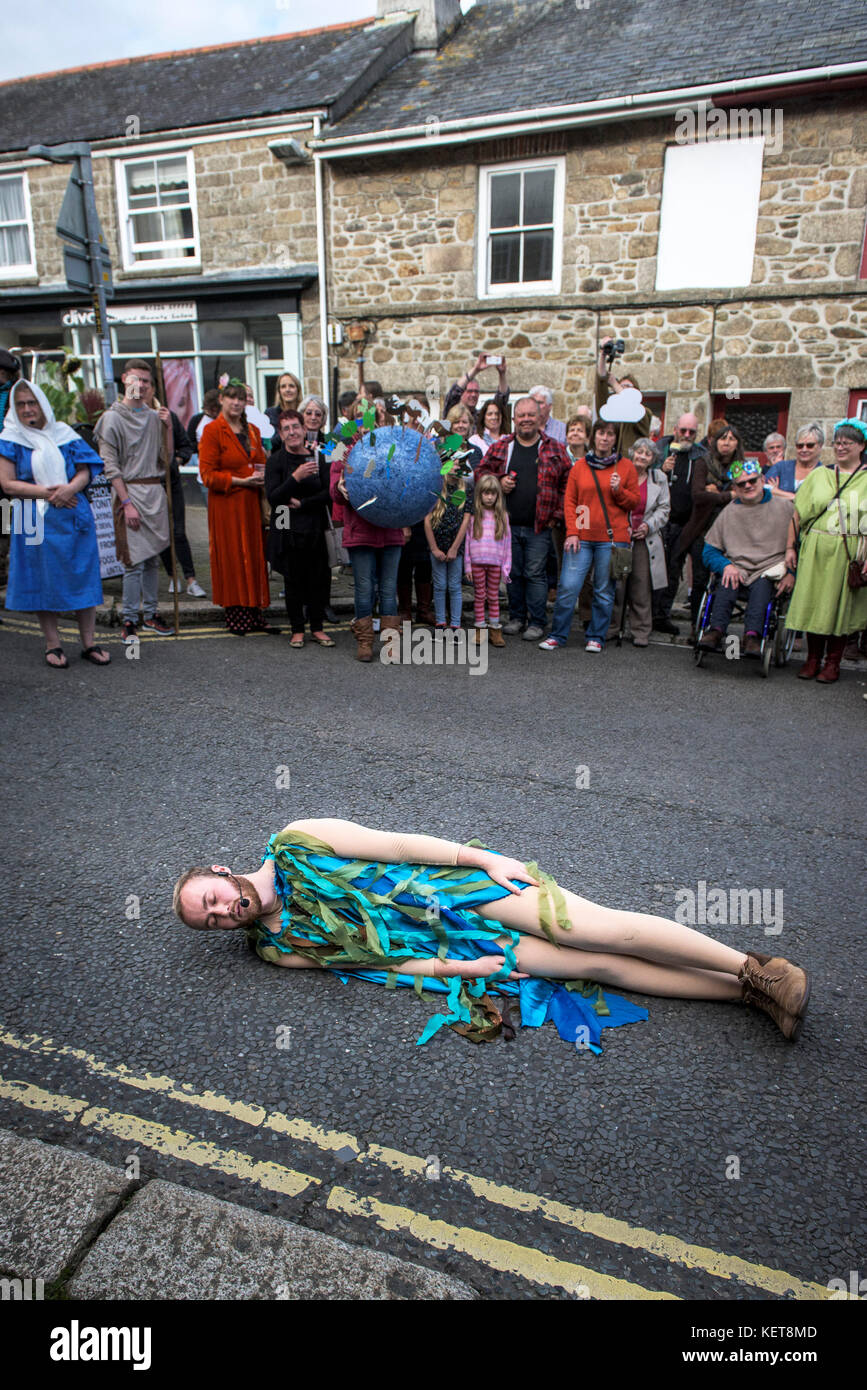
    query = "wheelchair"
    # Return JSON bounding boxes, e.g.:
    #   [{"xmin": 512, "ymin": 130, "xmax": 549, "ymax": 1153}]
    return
[{"xmin": 693, "ymin": 569, "xmax": 797, "ymax": 678}]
